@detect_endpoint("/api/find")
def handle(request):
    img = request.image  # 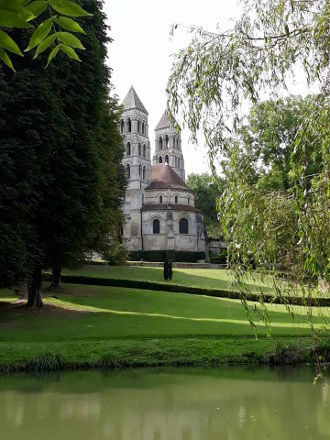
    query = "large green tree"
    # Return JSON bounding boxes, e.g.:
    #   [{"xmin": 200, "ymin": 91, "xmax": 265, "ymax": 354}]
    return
[
  {"xmin": 0, "ymin": 0, "xmax": 125, "ymax": 306},
  {"xmin": 186, "ymin": 173, "xmax": 223, "ymax": 237},
  {"xmin": 167, "ymin": 0, "xmax": 329, "ymax": 301},
  {"xmin": 240, "ymin": 96, "xmax": 323, "ymax": 191}
]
